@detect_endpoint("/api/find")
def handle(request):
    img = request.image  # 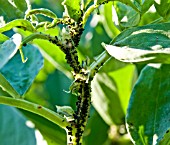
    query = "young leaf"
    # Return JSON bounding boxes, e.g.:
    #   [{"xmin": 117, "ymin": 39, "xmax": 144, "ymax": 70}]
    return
[
  {"xmin": 126, "ymin": 64, "xmax": 170, "ymax": 144},
  {"xmin": 0, "ymin": 19, "xmax": 36, "ymax": 33},
  {"xmin": 0, "ymin": 105, "xmax": 36, "ymax": 145},
  {"xmin": 154, "ymin": 0, "xmax": 170, "ymax": 20},
  {"xmin": 62, "ymin": 0, "xmax": 82, "ymax": 21},
  {"xmin": 91, "ymin": 72, "xmax": 125, "ymax": 125},
  {"xmin": 103, "ymin": 23, "xmax": 170, "ymax": 64},
  {"xmin": 0, "ymin": 44, "xmax": 44, "ymax": 96}
]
